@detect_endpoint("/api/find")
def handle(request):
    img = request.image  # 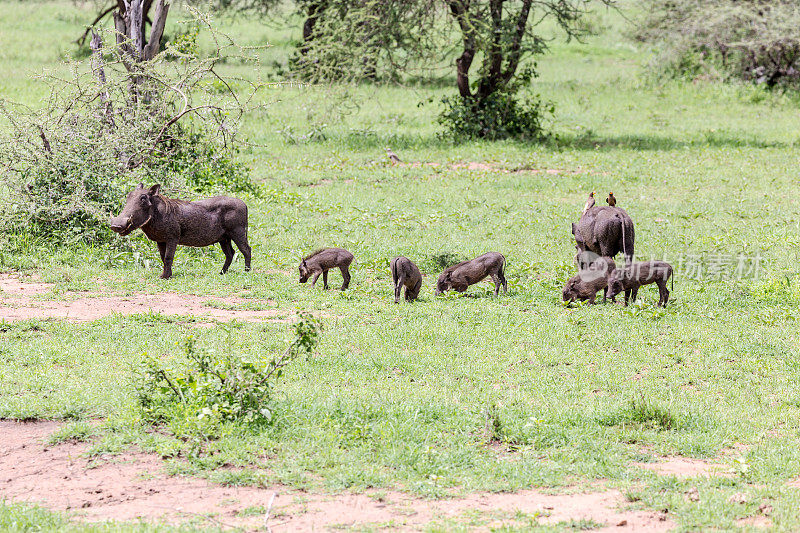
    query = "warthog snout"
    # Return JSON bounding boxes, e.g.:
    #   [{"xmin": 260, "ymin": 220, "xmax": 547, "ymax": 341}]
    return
[{"xmin": 108, "ymin": 216, "xmax": 133, "ymax": 235}]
